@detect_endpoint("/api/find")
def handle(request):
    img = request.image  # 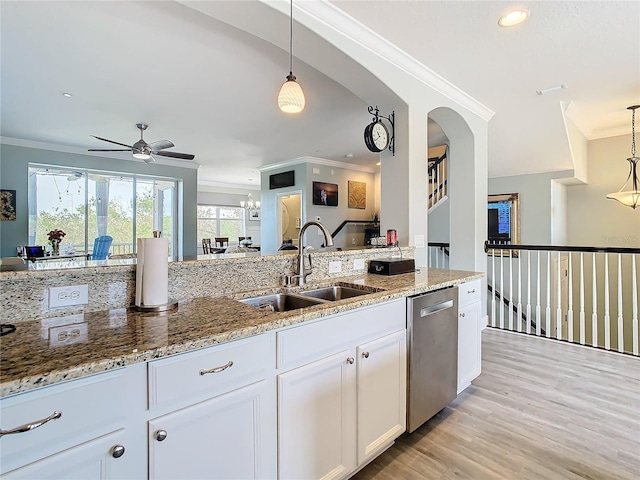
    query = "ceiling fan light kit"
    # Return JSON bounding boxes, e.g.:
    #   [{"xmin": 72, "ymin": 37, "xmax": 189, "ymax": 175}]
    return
[
  {"xmin": 88, "ymin": 123, "xmax": 195, "ymax": 162},
  {"xmin": 278, "ymin": 0, "xmax": 305, "ymax": 114},
  {"xmin": 607, "ymin": 105, "xmax": 640, "ymax": 210}
]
